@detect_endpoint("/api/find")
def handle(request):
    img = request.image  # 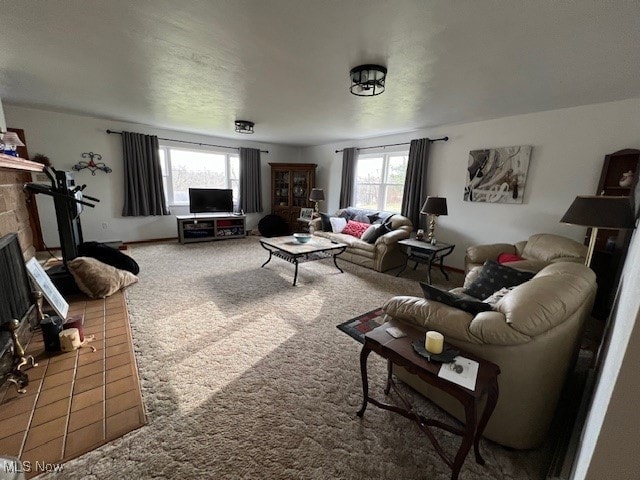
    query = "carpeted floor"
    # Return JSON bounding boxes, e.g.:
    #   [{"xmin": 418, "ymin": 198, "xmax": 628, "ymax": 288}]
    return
[{"xmin": 40, "ymin": 237, "xmax": 551, "ymax": 479}]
